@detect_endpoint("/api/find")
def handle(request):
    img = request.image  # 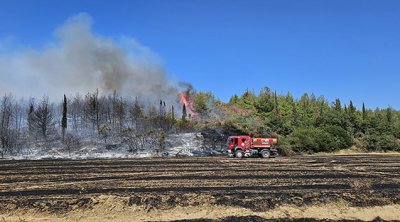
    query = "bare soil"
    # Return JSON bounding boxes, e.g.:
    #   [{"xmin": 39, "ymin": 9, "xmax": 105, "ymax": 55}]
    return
[{"xmin": 0, "ymin": 154, "xmax": 399, "ymax": 221}]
